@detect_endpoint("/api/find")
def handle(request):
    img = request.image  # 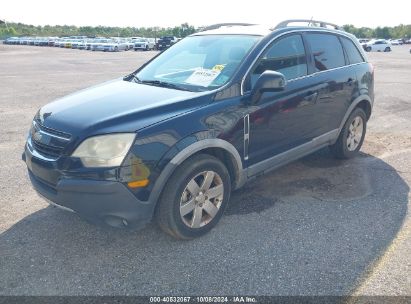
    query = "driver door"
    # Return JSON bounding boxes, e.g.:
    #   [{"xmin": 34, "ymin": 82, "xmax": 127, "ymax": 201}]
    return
[{"xmin": 243, "ymin": 34, "xmax": 321, "ymax": 169}]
